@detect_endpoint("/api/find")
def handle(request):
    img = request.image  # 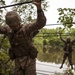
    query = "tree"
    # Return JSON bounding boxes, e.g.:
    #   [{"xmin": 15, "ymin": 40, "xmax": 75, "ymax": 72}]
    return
[
  {"xmin": 4, "ymin": 0, "xmax": 49, "ymax": 24},
  {"xmin": 0, "ymin": 0, "xmax": 6, "ymax": 24},
  {"xmin": 57, "ymin": 8, "xmax": 75, "ymax": 29}
]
